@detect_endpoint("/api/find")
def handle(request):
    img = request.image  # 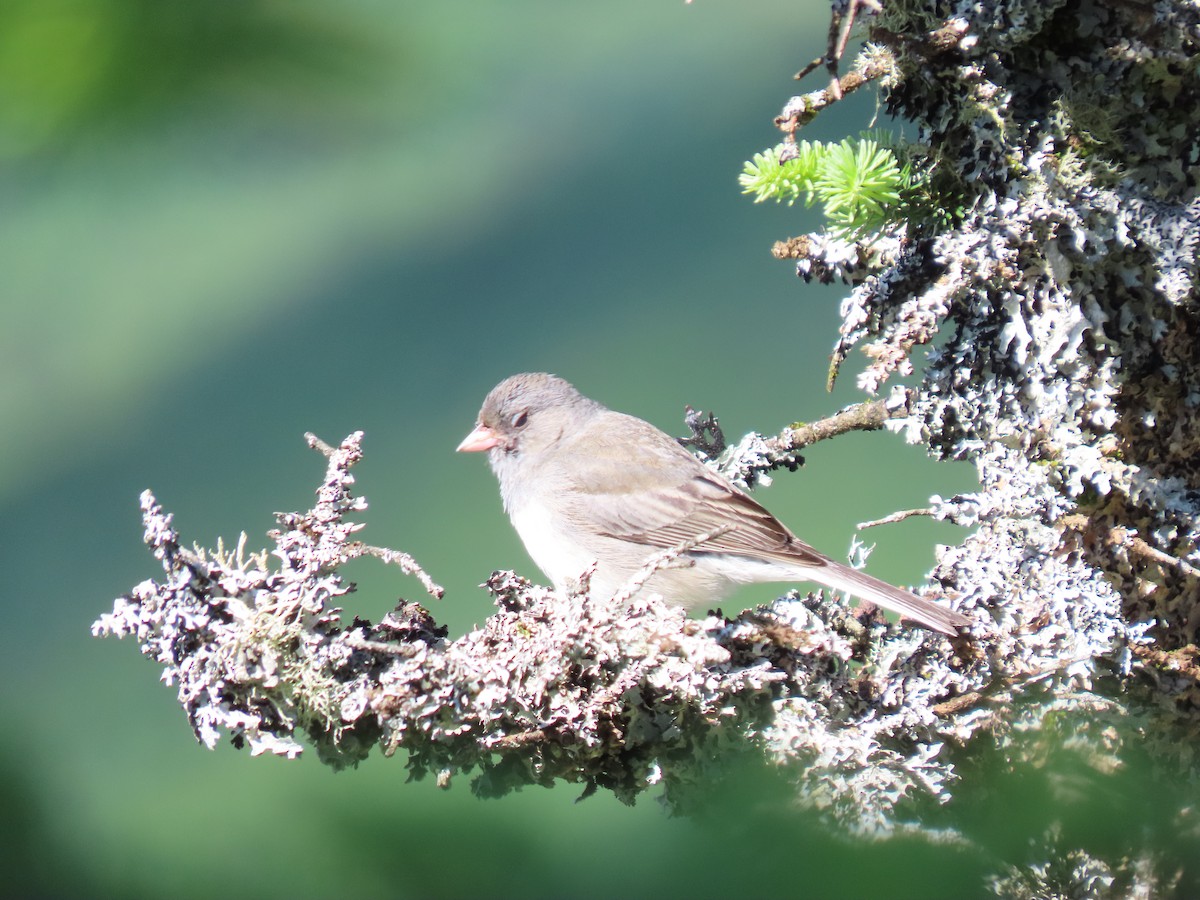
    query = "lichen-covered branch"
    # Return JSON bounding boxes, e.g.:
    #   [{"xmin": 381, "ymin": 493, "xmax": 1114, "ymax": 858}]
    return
[
  {"xmin": 740, "ymin": 0, "xmax": 1200, "ymax": 693},
  {"xmin": 680, "ymin": 390, "xmax": 911, "ymax": 490},
  {"xmin": 777, "ymin": 6, "xmax": 895, "ymax": 132},
  {"xmin": 765, "ymin": 394, "xmax": 897, "ymax": 453},
  {"xmin": 93, "ymin": 432, "xmax": 986, "ymax": 826},
  {"xmin": 738, "ymin": 0, "xmax": 1200, "ymax": 889}
]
